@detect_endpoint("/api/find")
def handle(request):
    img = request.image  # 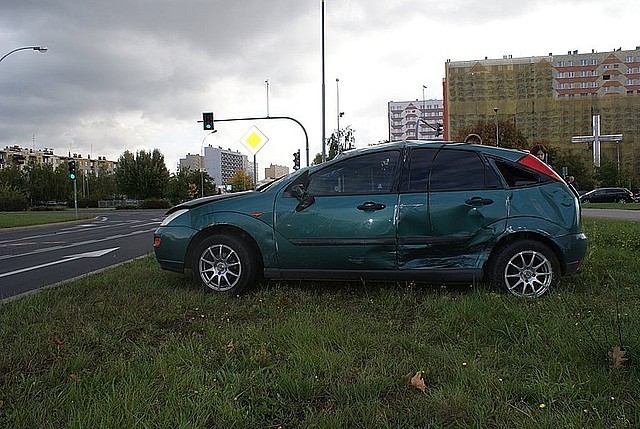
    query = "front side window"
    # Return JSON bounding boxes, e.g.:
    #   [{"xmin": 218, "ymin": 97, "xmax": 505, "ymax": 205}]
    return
[{"xmin": 307, "ymin": 151, "xmax": 400, "ymax": 196}]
